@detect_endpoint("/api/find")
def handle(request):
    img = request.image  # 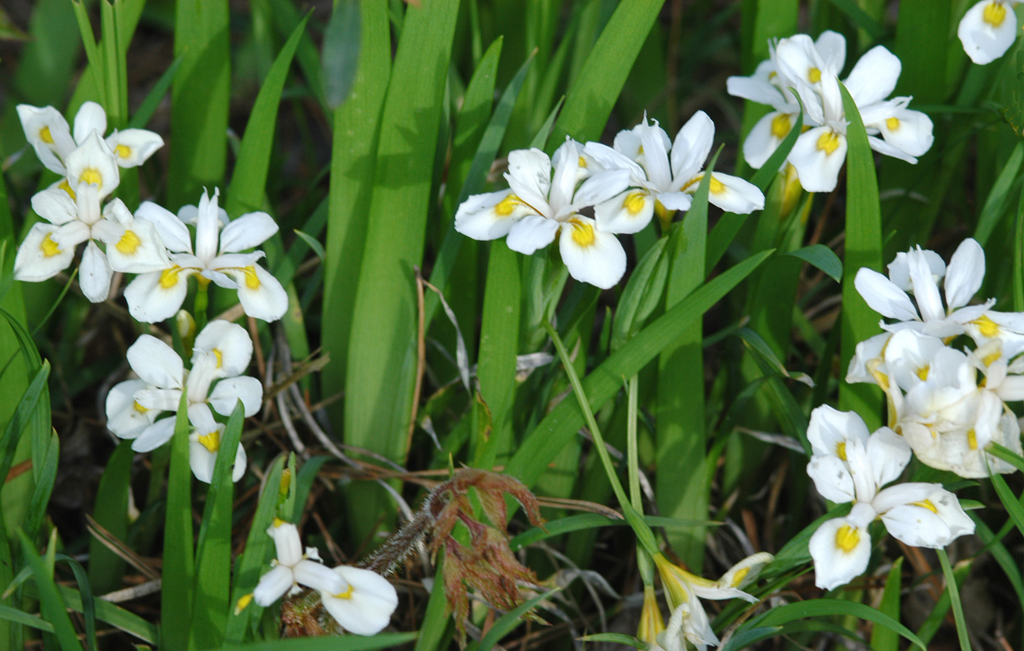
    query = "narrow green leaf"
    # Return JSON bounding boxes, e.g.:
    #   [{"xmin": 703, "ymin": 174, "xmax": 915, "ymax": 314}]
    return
[
  {"xmin": 825, "ymin": 0, "xmax": 885, "ymax": 40},
  {"xmin": 579, "ymin": 633, "xmax": 648, "ymax": 650},
  {"xmin": 343, "ymin": 0, "xmax": 461, "ymax": 543},
  {"xmin": 477, "ymin": 589, "xmax": 560, "ymax": 651},
  {"xmin": 748, "ymin": 598, "xmax": 924, "ymax": 649},
  {"xmin": 1016, "ymin": 182, "xmax": 1024, "ymax": 312},
  {"xmin": 322, "ymin": 0, "xmax": 361, "ymax": 109},
  {"xmin": 162, "ymin": 394, "xmax": 195, "ymax": 650},
  {"xmin": 0, "ymin": 362, "xmax": 50, "ymax": 485},
  {"xmin": 412, "ymin": 554, "xmax": 453, "ymax": 651},
  {"xmin": 975, "ymin": 142, "xmax": 1023, "ymax": 247},
  {"xmin": 223, "ymin": 632, "xmax": 418, "ymax": 650},
  {"xmin": 23, "ymin": 429, "xmax": 59, "ymax": 543},
  {"xmin": 505, "ymin": 249, "xmax": 774, "ymax": 491},
  {"xmin": 72, "ymin": 0, "xmax": 105, "ymax": 100},
  {"xmin": 89, "ymin": 440, "xmax": 134, "ymax": 596},
  {"xmin": 937, "ymin": 550, "xmax": 970, "ymax": 651},
  {"xmin": 0, "ymin": 604, "xmax": 52, "ymax": 632},
  {"xmin": 289, "ymin": 455, "xmax": 330, "ymax": 524},
  {"xmin": 870, "ymin": 557, "xmax": 903, "ymax": 651},
  {"xmin": 551, "ymin": 0, "xmax": 663, "ymax": 143},
  {"xmin": 224, "ymin": 456, "xmax": 285, "ymax": 644},
  {"xmin": 838, "ymin": 82, "xmax": 884, "ymax": 430},
  {"xmin": 18, "ymin": 530, "xmax": 84, "ymax": 651},
  {"xmin": 55, "ymin": 584, "xmax": 158, "ymax": 644},
  {"xmin": 991, "ymin": 470, "xmax": 1024, "ymax": 539},
  {"xmin": 787, "ymin": 244, "xmax": 842, "ymax": 283},
  {"xmin": 612, "ymin": 237, "xmax": 670, "ymax": 351},
  {"xmin": 191, "ymin": 403, "xmax": 246, "ymax": 649},
  {"xmin": 167, "ymin": 0, "xmax": 230, "ymax": 208},
  {"xmin": 292, "ymin": 230, "xmax": 326, "ymax": 262}
]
